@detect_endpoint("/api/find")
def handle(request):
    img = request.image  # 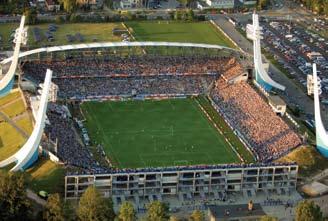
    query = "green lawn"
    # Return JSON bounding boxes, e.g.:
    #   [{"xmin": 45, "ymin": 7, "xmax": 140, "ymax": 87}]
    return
[
  {"xmin": 0, "ymin": 91, "xmax": 32, "ymax": 161},
  {"xmin": 1, "ymin": 99, "xmax": 26, "ymax": 118},
  {"xmin": 81, "ymin": 98, "xmax": 240, "ymax": 169},
  {"xmin": 0, "ymin": 23, "xmax": 16, "ymax": 48},
  {"xmin": 26, "ymin": 158, "xmax": 65, "ymax": 194},
  {"xmin": 0, "ymin": 90, "xmax": 21, "ymax": 106},
  {"xmin": 277, "ymin": 146, "xmax": 328, "ymax": 178},
  {"xmin": 125, "ymin": 21, "xmax": 236, "ymax": 48},
  {"xmin": 0, "ymin": 21, "xmax": 235, "ymax": 49},
  {"xmin": 27, "ymin": 23, "xmax": 124, "ymax": 48},
  {"xmin": 0, "ymin": 22, "xmax": 124, "ymax": 49},
  {"xmin": 0, "ymin": 116, "xmax": 33, "ymax": 161}
]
